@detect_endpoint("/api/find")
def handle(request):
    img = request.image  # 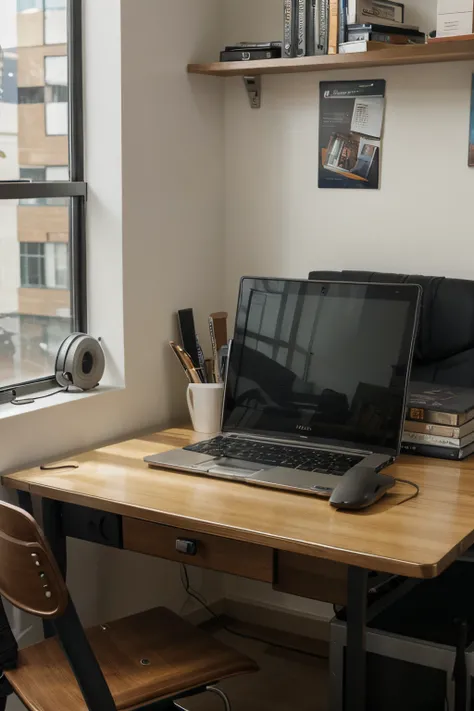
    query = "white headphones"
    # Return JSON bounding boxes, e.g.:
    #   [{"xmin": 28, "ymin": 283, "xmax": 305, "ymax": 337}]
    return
[{"xmin": 55, "ymin": 333, "xmax": 105, "ymax": 390}]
